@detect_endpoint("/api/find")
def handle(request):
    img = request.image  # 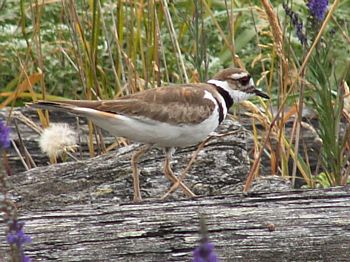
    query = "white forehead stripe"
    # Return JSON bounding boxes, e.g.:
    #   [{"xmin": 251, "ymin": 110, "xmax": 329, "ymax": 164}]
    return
[{"xmin": 230, "ymin": 72, "xmax": 249, "ymax": 80}]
